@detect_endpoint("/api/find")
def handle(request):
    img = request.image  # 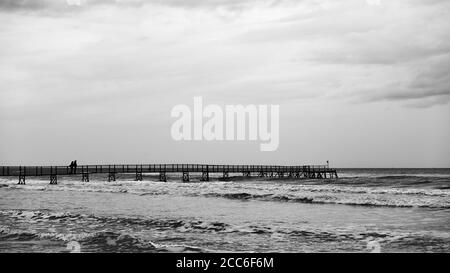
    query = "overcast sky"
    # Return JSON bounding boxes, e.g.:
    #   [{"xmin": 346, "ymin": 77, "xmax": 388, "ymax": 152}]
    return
[{"xmin": 0, "ymin": 0, "xmax": 449, "ymax": 167}]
